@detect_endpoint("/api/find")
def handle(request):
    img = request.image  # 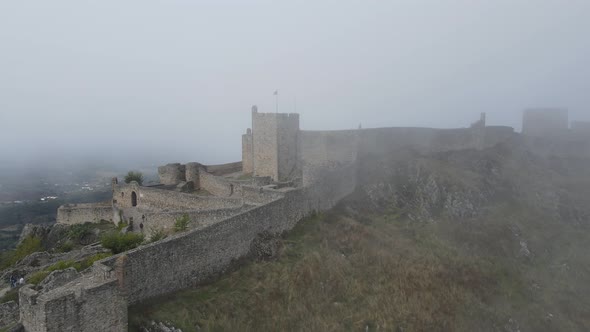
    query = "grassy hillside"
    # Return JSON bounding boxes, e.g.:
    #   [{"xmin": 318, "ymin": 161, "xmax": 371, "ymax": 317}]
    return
[
  {"xmin": 130, "ymin": 145, "xmax": 590, "ymax": 331},
  {"xmin": 129, "ymin": 202, "xmax": 590, "ymax": 331}
]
